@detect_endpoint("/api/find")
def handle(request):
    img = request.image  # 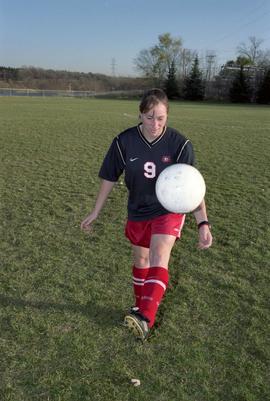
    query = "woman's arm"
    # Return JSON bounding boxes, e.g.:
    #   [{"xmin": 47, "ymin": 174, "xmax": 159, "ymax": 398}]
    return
[
  {"xmin": 81, "ymin": 179, "xmax": 116, "ymax": 232},
  {"xmin": 192, "ymin": 199, "xmax": 213, "ymax": 249}
]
